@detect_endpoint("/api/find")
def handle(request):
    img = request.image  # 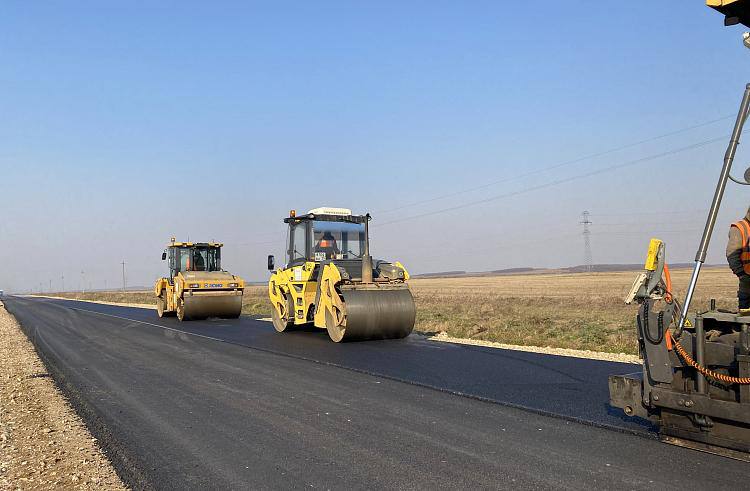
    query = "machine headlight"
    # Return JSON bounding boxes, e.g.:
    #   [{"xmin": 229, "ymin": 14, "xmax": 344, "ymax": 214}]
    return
[
  {"xmin": 189, "ymin": 283, "xmax": 200, "ymax": 288},
  {"xmin": 228, "ymin": 283, "xmax": 239, "ymax": 288}
]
